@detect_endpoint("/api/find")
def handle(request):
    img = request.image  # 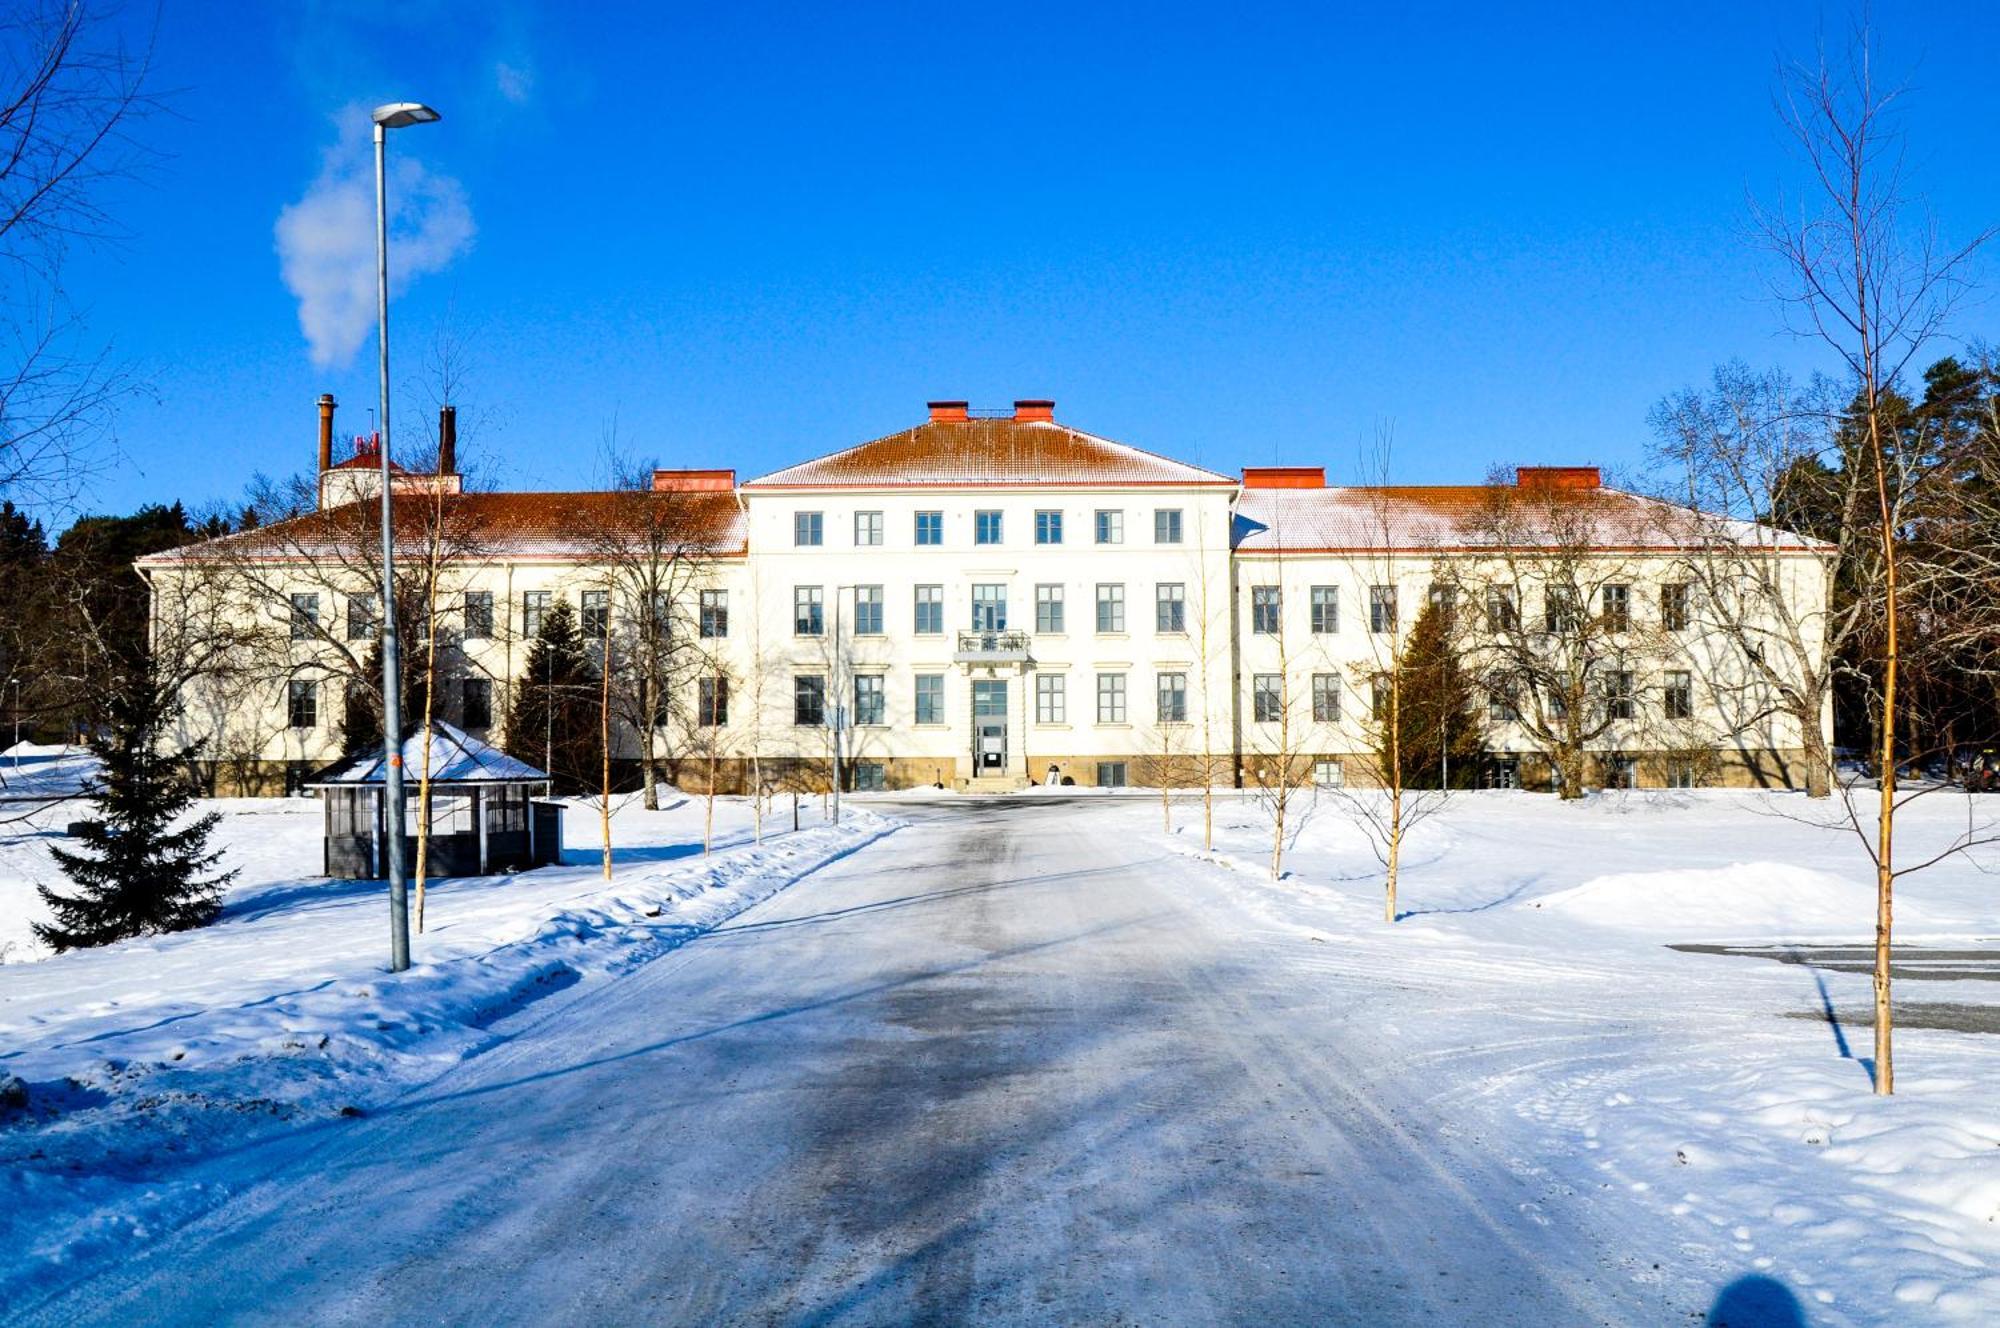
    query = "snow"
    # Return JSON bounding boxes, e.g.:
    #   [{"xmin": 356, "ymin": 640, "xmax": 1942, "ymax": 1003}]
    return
[
  {"xmin": 0, "ymin": 791, "xmax": 890, "ymax": 1302},
  {"xmin": 0, "ymin": 744, "xmax": 100, "ymax": 804}
]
